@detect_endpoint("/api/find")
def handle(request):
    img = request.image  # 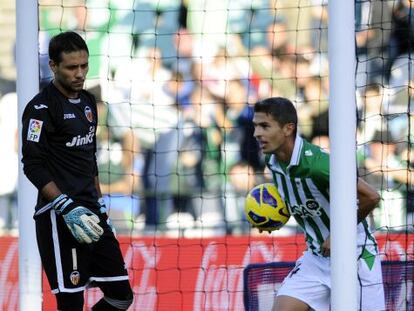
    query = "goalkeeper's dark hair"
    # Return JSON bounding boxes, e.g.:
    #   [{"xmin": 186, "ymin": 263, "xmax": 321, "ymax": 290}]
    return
[
  {"xmin": 254, "ymin": 97, "xmax": 298, "ymax": 135},
  {"xmin": 49, "ymin": 31, "xmax": 89, "ymax": 64}
]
